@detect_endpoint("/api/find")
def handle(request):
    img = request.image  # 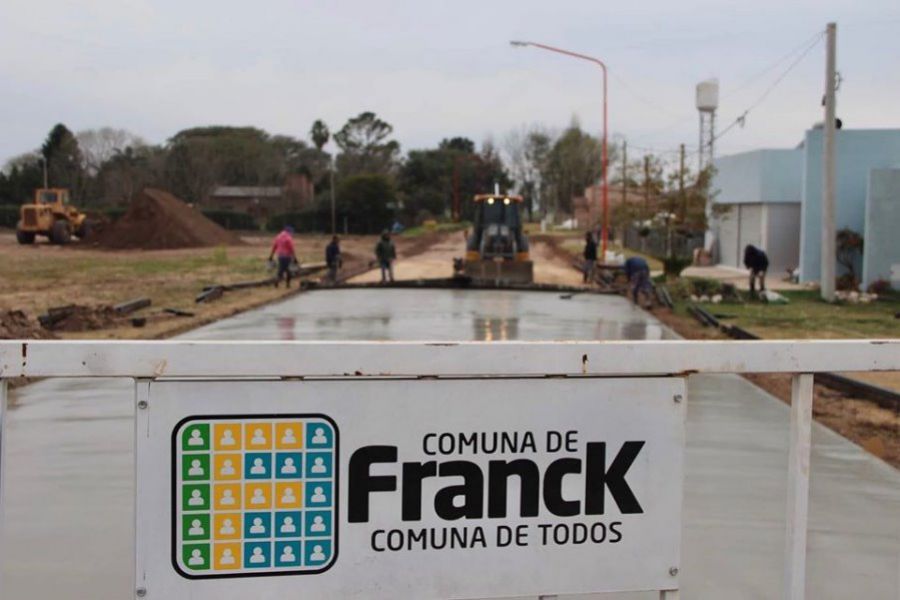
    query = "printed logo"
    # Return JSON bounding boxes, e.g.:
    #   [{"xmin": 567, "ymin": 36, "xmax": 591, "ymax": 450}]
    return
[{"xmin": 173, "ymin": 415, "xmax": 338, "ymax": 579}]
